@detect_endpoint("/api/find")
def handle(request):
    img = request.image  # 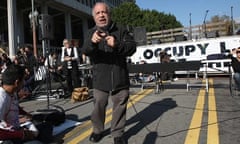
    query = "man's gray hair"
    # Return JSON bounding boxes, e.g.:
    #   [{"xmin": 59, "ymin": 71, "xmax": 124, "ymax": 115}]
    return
[{"xmin": 92, "ymin": 2, "xmax": 110, "ymax": 16}]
